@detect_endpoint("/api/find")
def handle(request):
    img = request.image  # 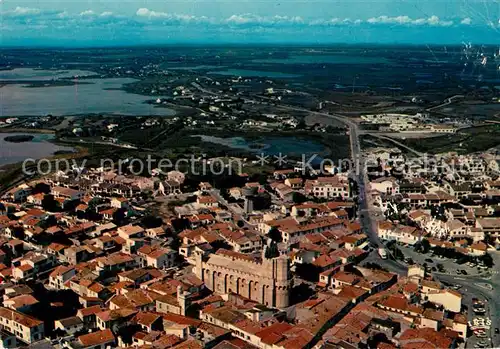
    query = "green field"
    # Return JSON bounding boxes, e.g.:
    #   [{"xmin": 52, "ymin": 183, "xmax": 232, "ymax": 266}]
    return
[{"xmin": 401, "ymin": 125, "xmax": 500, "ymax": 154}]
